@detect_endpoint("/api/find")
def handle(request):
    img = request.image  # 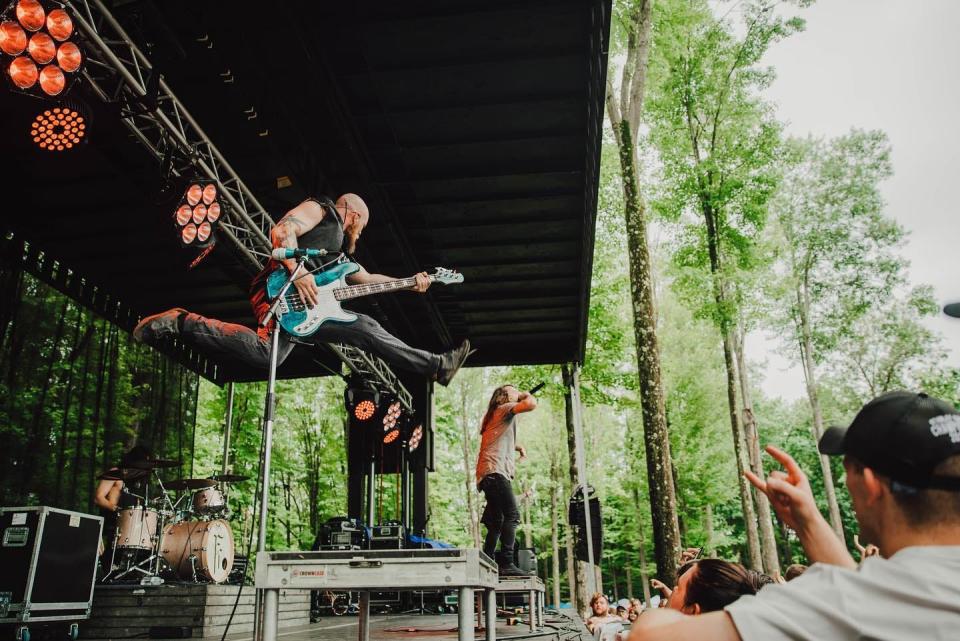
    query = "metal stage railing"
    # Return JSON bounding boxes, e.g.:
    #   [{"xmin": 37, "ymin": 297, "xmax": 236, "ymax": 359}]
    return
[{"xmin": 65, "ymin": 0, "xmax": 412, "ymax": 407}]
